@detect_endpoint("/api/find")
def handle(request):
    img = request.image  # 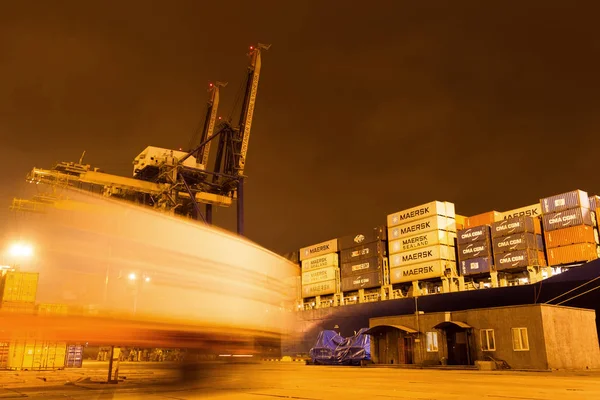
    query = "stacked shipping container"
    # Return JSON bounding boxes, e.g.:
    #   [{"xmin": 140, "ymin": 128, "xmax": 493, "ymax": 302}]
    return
[
  {"xmin": 338, "ymin": 226, "xmax": 388, "ymax": 293},
  {"xmin": 541, "ymin": 190, "xmax": 600, "ymax": 265},
  {"xmin": 457, "ymin": 225, "xmax": 494, "ymax": 277},
  {"xmin": 386, "ymin": 201, "xmax": 457, "ymax": 286},
  {"xmin": 299, "ymin": 239, "xmax": 340, "ymax": 299},
  {"xmin": 0, "ymin": 271, "xmax": 38, "ymax": 315},
  {"xmin": 490, "ymin": 216, "xmax": 546, "ymax": 272}
]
